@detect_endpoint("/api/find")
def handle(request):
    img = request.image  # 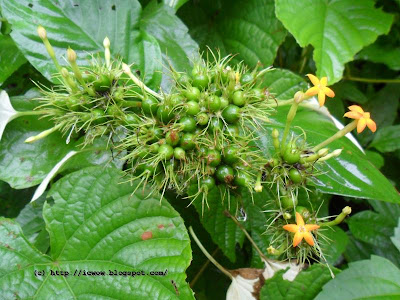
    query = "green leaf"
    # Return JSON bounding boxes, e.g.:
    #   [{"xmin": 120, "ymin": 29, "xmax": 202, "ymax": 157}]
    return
[
  {"xmin": 364, "ymin": 150, "xmax": 385, "ymax": 169},
  {"xmin": 0, "ymin": 35, "xmax": 26, "ymax": 85},
  {"xmin": 261, "ymin": 264, "xmax": 339, "ymax": 300},
  {"xmin": 262, "ymin": 68, "xmax": 308, "ymax": 100},
  {"xmin": 358, "ymin": 43, "xmax": 400, "ymax": 71},
  {"xmin": 141, "ymin": 1, "xmax": 199, "ymax": 90},
  {"xmin": 275, "ymin": 0, "xmax": 394, "ymax": 84},
  {"xmin": 348, "ymin": 211, "xmax": 395, "ymax": 248},
  {"xmin": 0, "ymin": 166, "xmax": 194, "ymax": 299},
  {"xmin": 0, "ymin": 180, "xmax": 33, "ymax": 217},
  {"xmin": 179, "ymin": 0, "xmax": 286, "ymax": 67},
  {"xmin": 370, "ymin": 125, "xmax": 400, "ymax": 153},
  {"xmin": 316, "ymin": 256, "xmax": 400, "ymax": 300},
  {"xmin": 319, "ymin": 226, "xmax": 348, "ymax": 265},
  {"xmin": 392, "ymin": 218, "xmax": 400, "ymax": 253},
  {"xmin": 190, "ymin": 187, "xmax": 245, "ymax": 262},
  {"xmin": 0, "ymin": 92, "xmax": 120, "ymax": 189},
  {"xmin": 0, "ymin": 0, "xmax": 163, "ymax": 89},
  {"xmin": 162, "ymin": 0, "xmax": 188, "ymax": 11}
]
